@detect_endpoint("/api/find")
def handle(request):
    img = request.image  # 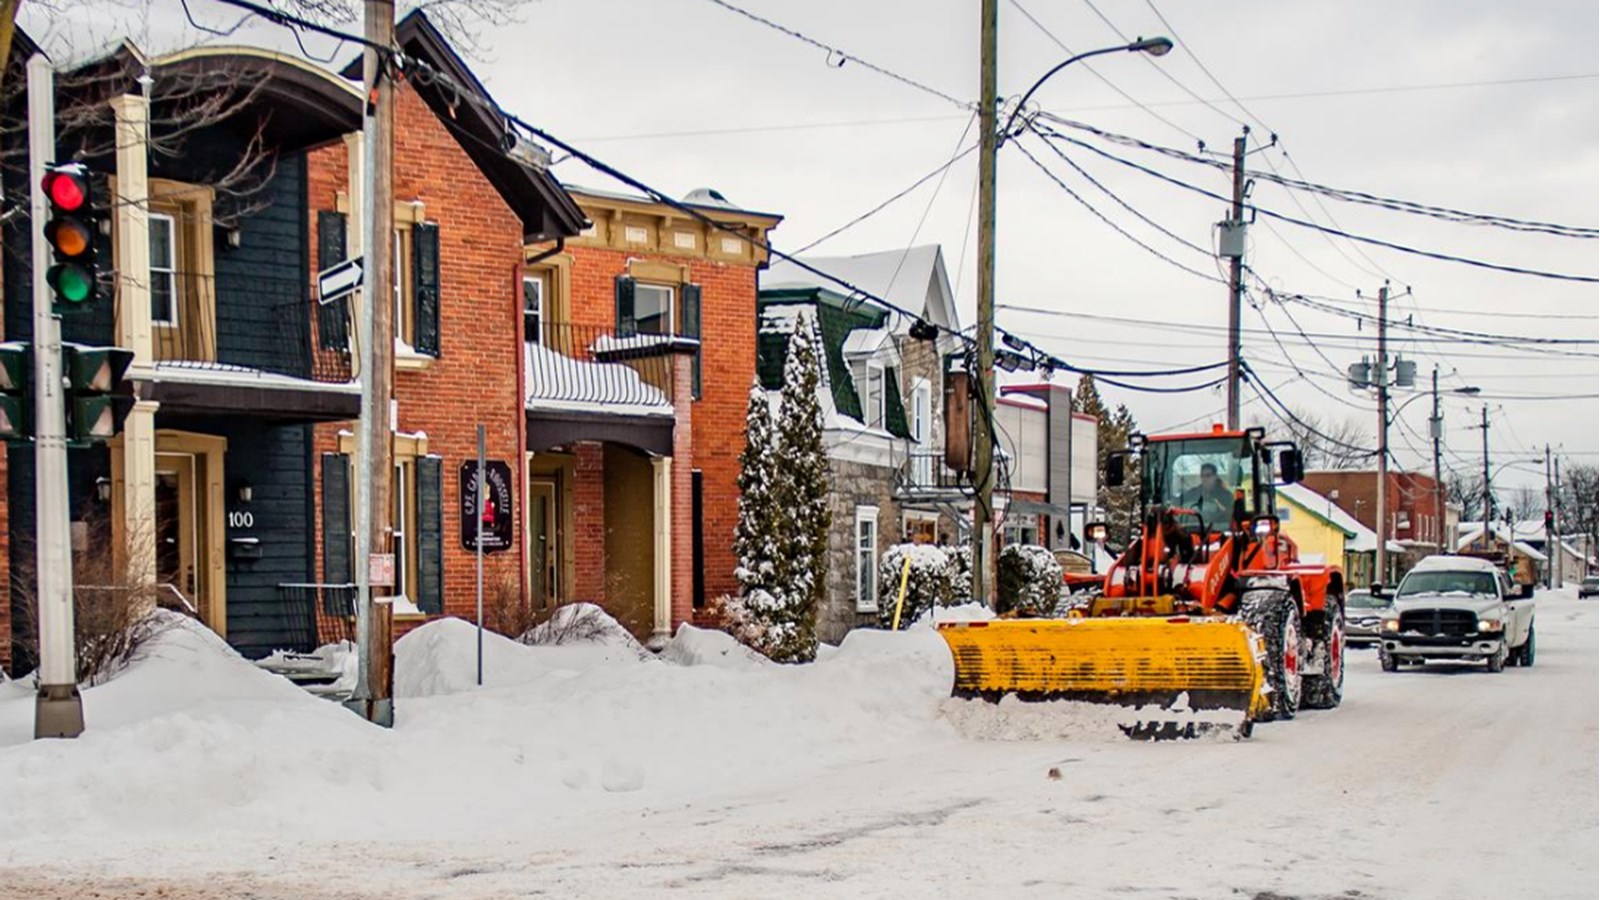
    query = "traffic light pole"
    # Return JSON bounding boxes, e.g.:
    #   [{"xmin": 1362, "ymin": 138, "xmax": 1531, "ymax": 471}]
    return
[{"xmin": 28, "ymin": 54, "xmax": 83, "ymax": 738}]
